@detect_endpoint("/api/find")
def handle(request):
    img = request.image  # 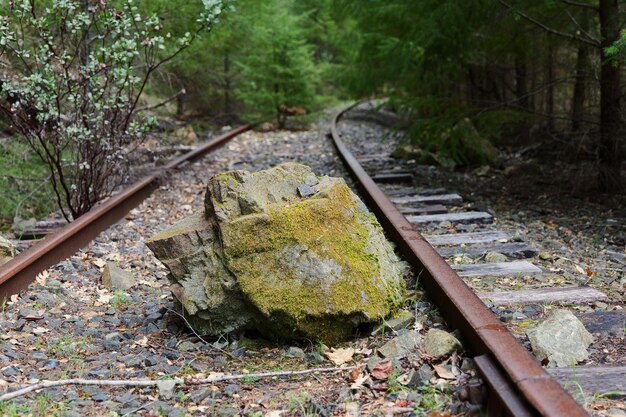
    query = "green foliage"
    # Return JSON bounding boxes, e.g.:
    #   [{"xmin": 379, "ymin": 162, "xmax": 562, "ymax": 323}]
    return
[
  {"xmin": 235, "ymin": 0, "xmax": 320, "ymax": 127},
  {"xmin": 0, "ymin": 0, "xmax": 224, "ymax": 220},
  {"xmin": 0, "ymin": 139, "xmax": 55, "ymax": 228}
]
